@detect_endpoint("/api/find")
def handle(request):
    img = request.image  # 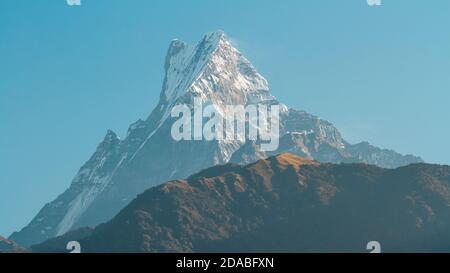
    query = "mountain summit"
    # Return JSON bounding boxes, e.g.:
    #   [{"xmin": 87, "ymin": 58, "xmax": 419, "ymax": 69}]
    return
[
  {"xmin": 10, "ymin": 31, "xmax": 422, "ymax": 247},
  {"xmin": 160, "ymin": 31, "xmax": 271, "ymax": 106}
]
